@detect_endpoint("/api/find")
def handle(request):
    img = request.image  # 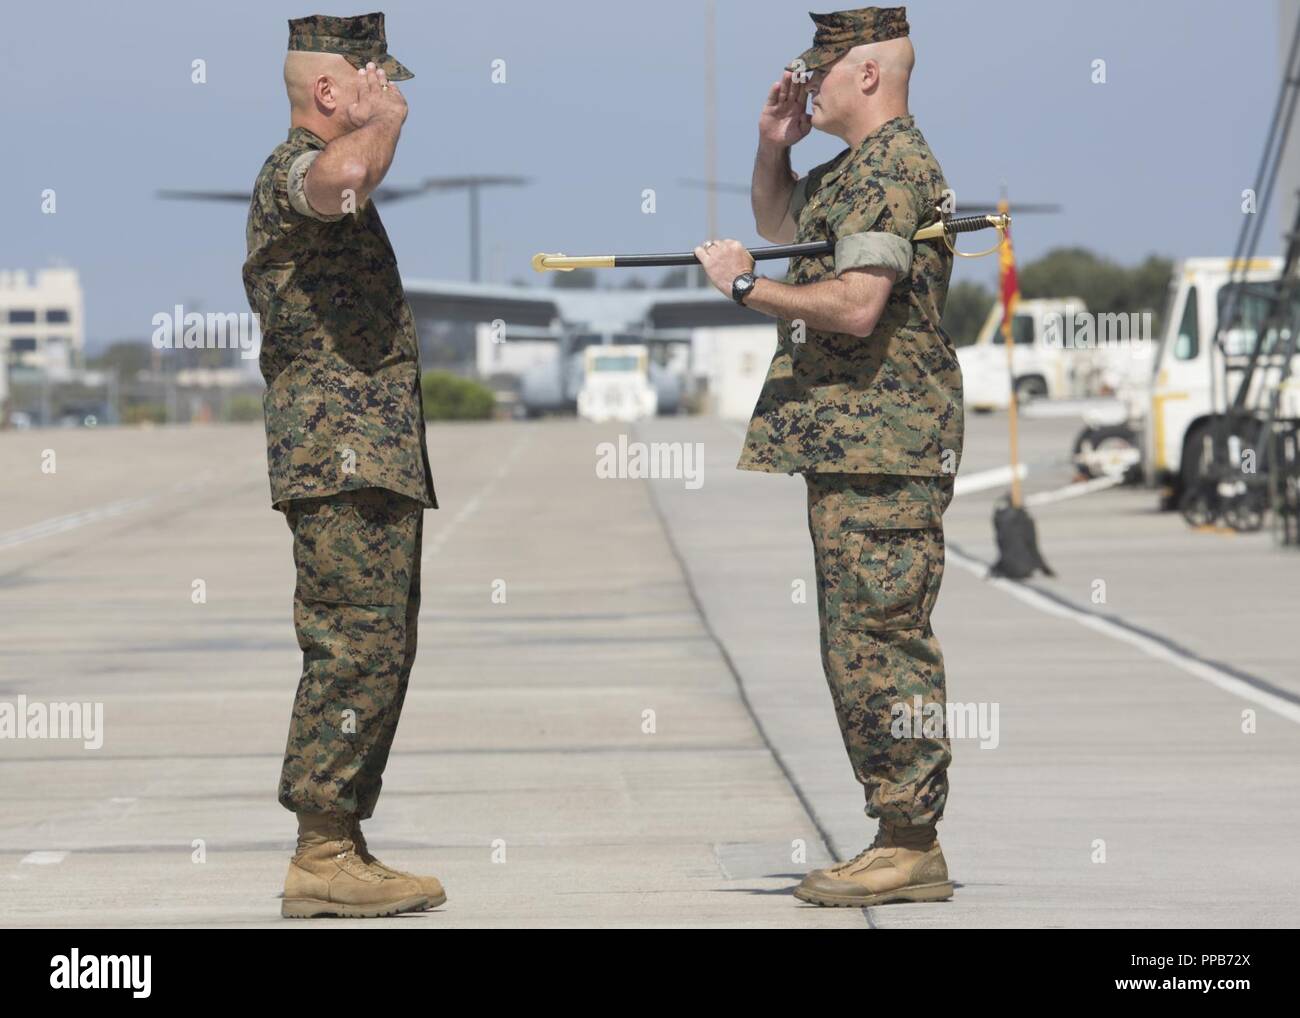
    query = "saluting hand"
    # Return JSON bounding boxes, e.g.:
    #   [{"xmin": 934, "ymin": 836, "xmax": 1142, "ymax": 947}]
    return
[
  {"xmin": 758, "ymin": 71, "xmax": 812, "ymax": 149},
  {"xmin": 346, "ymin": 62, "xmax": 408, "ymax": 131}
]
